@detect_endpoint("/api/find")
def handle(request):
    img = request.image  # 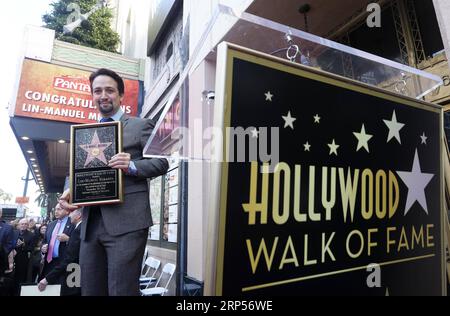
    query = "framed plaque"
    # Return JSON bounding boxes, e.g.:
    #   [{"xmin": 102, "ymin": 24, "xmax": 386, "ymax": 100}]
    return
[{"xmin": 70, "ymin": 121, "xmax": 123, "ymax": 206}]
